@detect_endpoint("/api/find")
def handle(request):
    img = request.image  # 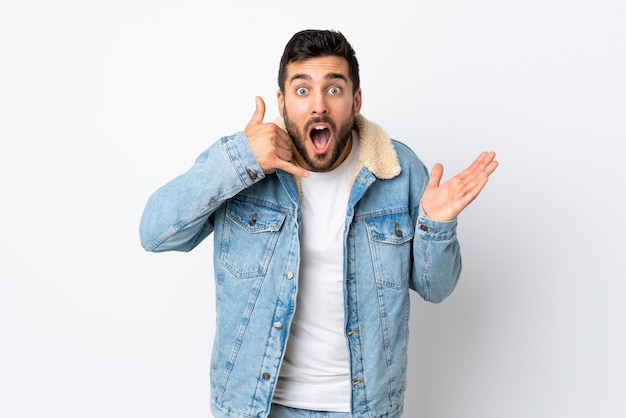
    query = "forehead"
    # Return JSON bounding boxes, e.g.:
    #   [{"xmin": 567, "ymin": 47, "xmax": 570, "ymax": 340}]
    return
[{"xmin": 285, "ymin": 55, "xmax": 350, "ymax": 84}]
